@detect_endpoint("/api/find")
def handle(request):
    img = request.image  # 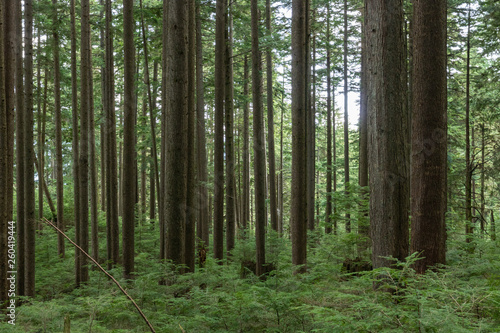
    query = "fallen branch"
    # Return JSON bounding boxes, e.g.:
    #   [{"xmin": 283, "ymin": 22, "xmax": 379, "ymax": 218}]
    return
[{"xmin": 41, "ymin": 218, "xmax": 156, "ymax": 333}]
